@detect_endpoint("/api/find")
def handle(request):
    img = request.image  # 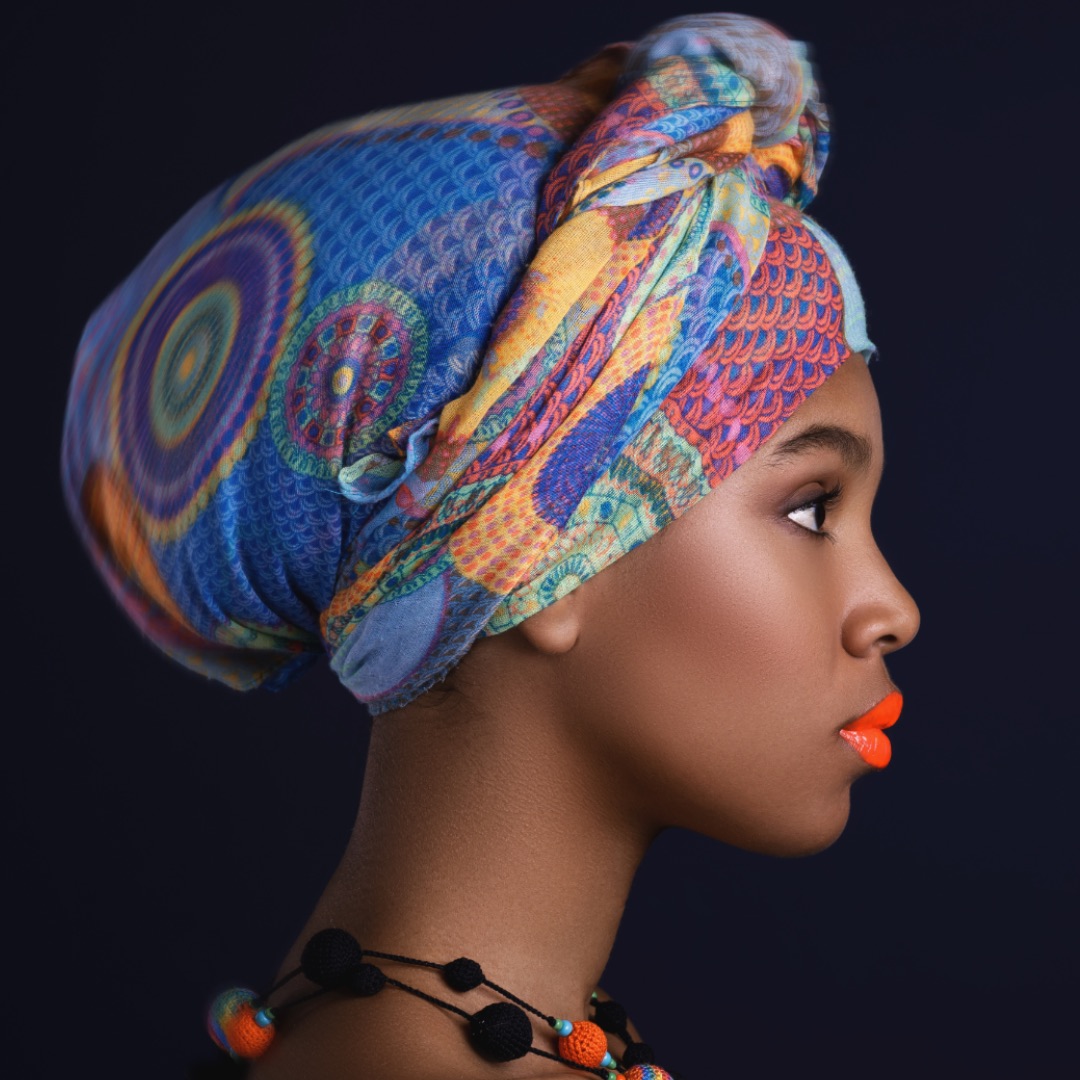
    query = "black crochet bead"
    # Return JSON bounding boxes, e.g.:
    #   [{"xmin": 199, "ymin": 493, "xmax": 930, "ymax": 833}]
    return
[
  {"xmin": 592, "ymin": 998, "xmax": 628, "ymax": 1034},
  {"xmin": 622, "ymin": 1041, "xmax": 655, "ymax": 1066},
  {"xmin": 469, "ymin": 1002, "xmax": 533, "ymax": 1061},
  {"xmin": 348, "ymin": 963, "xmax": 387, "ymax": 997},
  {"xmin": 301, "ymin": 928, "xmax": 363, "ymax": 988},
  {"xmin": 444, "ymin": 956, "xmax": 485, "ymax": 992}
]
